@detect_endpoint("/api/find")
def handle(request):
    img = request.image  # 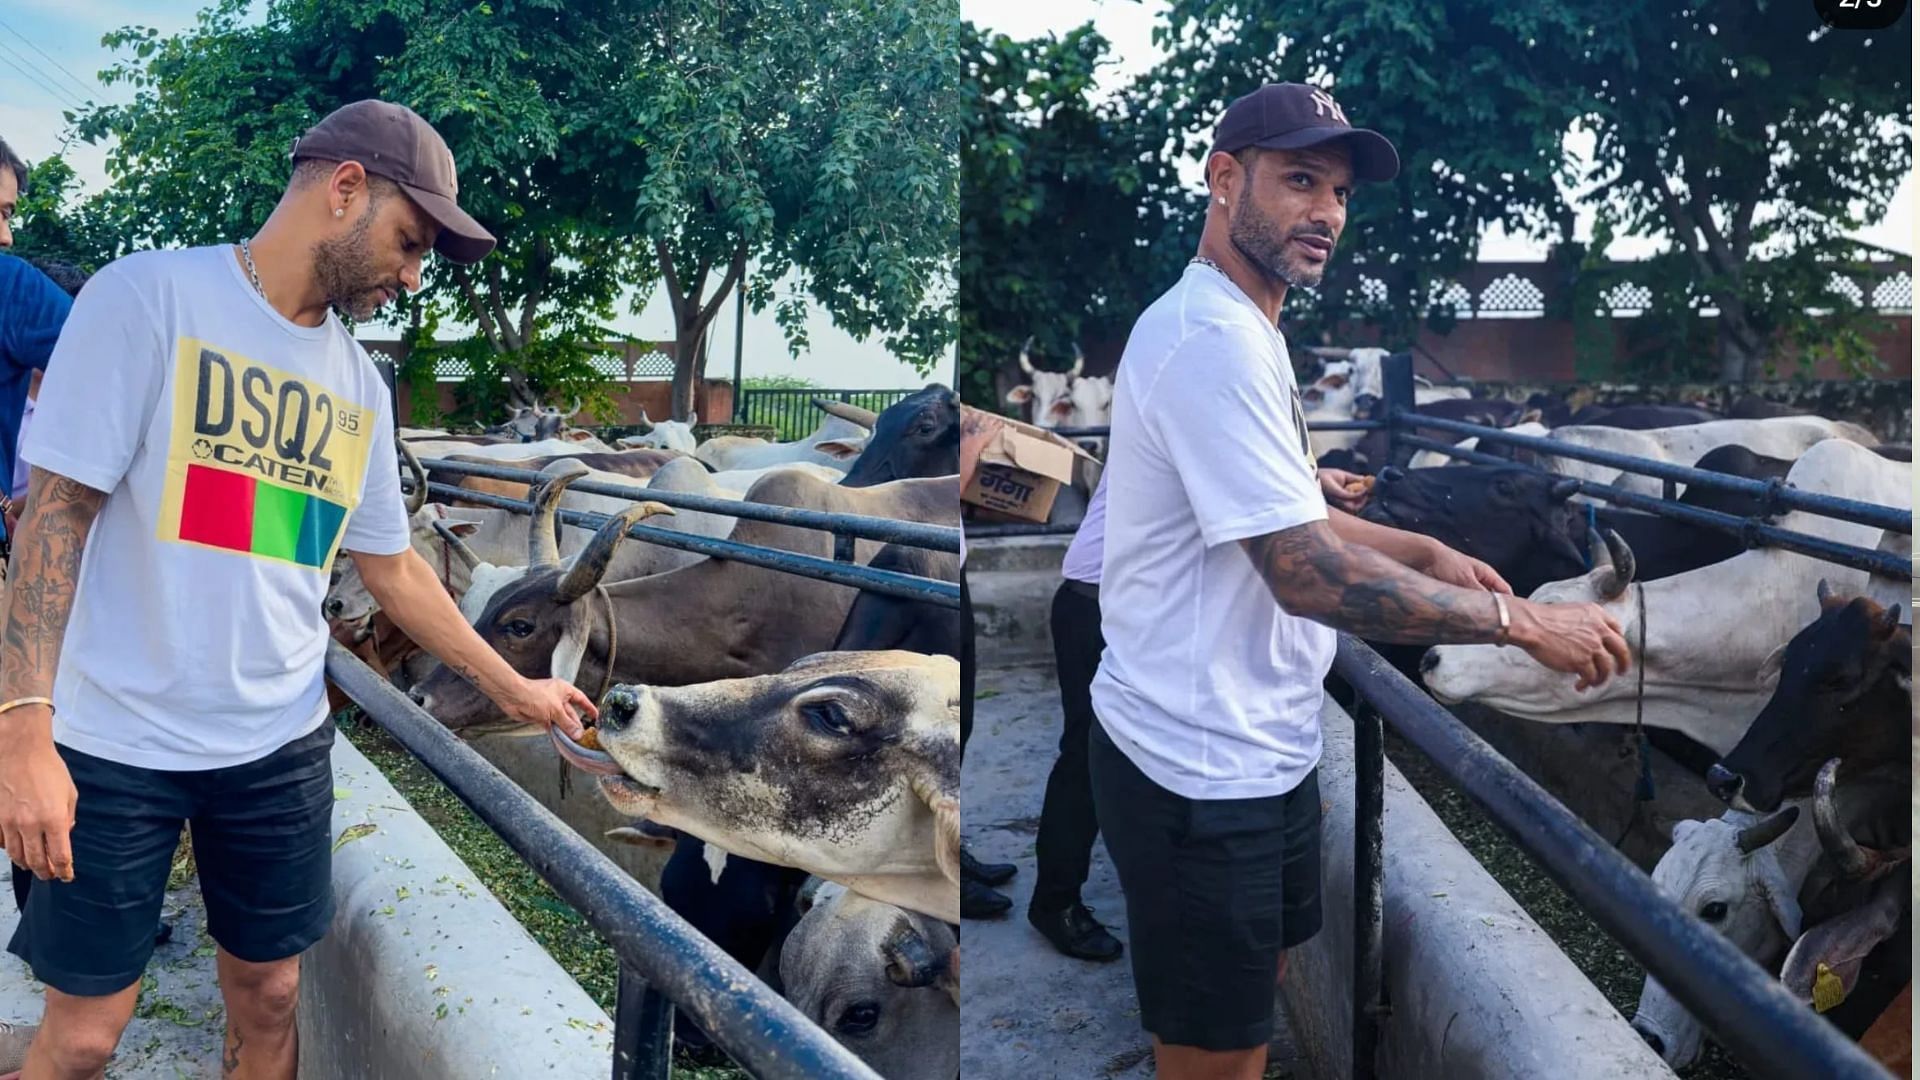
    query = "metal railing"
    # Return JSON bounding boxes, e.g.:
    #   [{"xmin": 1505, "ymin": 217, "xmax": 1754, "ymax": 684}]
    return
[
  {"xmin": 324, "ymin": 644, "xmax": 882, "ymax": 1080},
  {"xmin": 737, "ymin": 388, "xmax": 918, "ymax": 440}
]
